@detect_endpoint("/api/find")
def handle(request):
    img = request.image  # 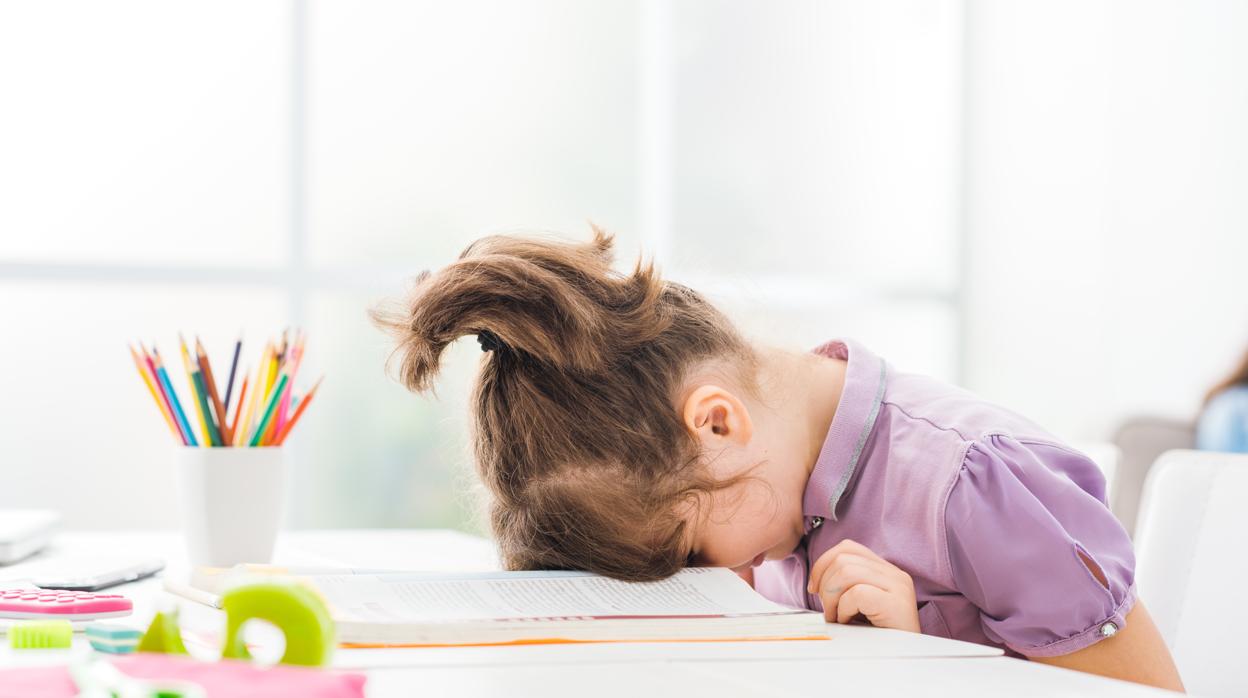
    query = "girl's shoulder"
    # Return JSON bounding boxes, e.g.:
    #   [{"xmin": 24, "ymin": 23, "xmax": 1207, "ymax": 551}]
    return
[{"xmin": 881, "ymin": 368, "xmax": 1064, "ymax": 448}]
